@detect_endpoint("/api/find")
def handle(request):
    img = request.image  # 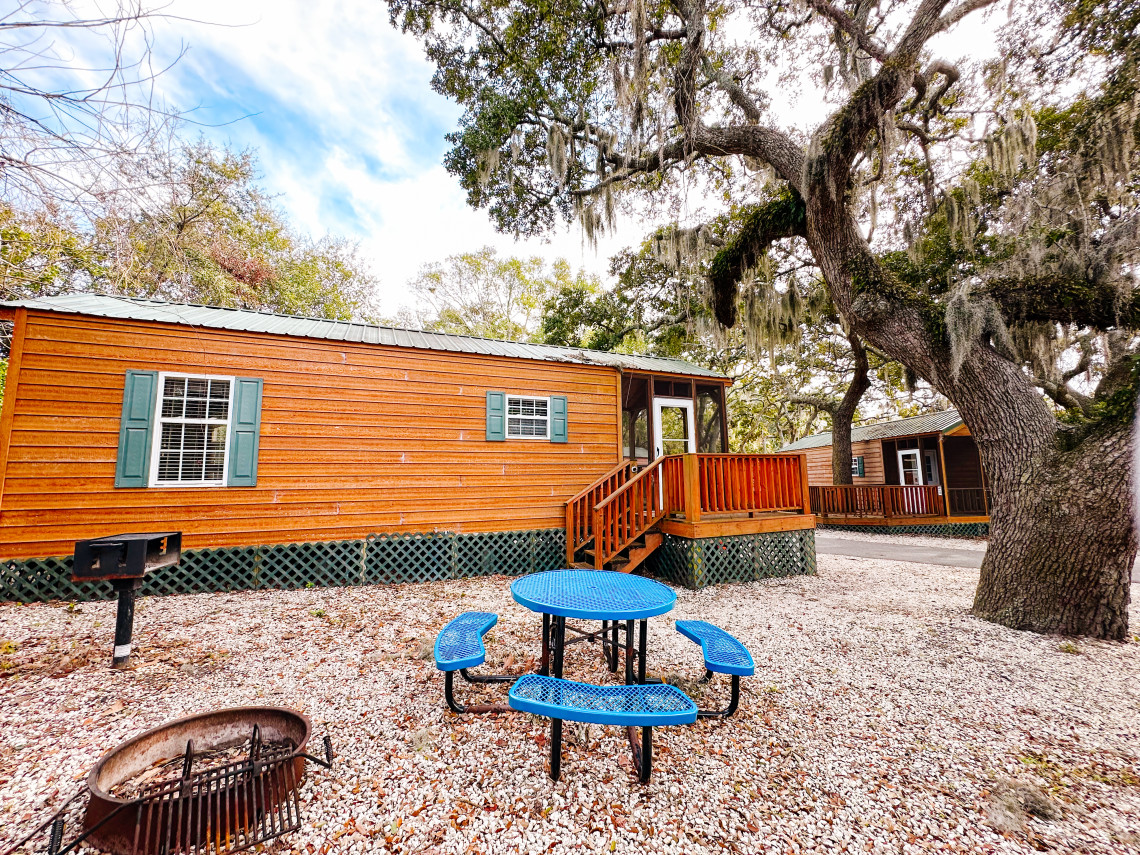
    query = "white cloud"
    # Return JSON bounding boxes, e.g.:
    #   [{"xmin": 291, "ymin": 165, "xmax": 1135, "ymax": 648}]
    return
[{"xmin": 145, "ymin": 0, "xmax": 637, "ymax": 314}]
